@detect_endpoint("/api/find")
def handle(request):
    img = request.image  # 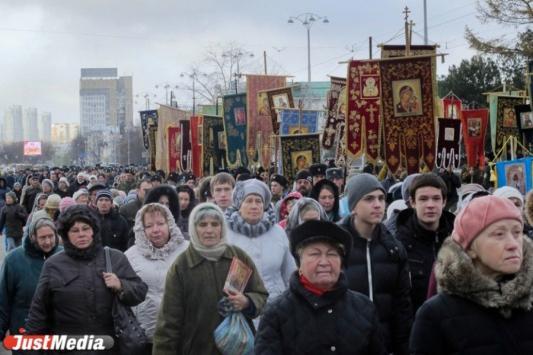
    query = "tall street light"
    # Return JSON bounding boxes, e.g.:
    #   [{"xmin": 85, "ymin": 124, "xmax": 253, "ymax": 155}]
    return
[
  {"xmin": 222, "ymin": 50, "xmax": 254, "ymax": 94},
  {"xmin": 180, "ymin": 71, "xmax": 203, "ymax": 115},
  {"xmin": 288, "ymin": 13, "xmax": 329, "ymax": 82},
  {"xmin": 155, "ymin": 83, "xmax": 179, "ymax": 105}
]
